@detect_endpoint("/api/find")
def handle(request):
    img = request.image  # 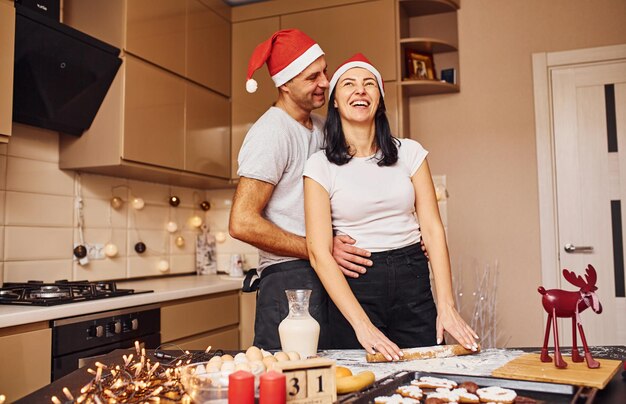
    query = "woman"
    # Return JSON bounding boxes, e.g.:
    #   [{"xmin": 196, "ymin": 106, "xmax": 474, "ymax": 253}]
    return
[{"xmin": 303, "ymin": 54, "xmax": 478, "ymax": 361}]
